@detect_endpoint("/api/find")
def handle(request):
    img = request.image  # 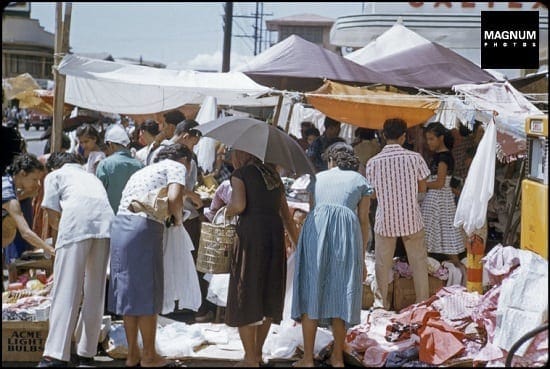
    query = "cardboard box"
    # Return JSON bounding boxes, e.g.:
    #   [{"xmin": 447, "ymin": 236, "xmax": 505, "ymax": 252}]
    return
[
  {"xmin": 362, "ymin": 281, "xmax": 393, "ymax": 310},
  {"xmin": 392, "ymin": 275, "xmax": 445, "ymax": 311},
  {"xmin": 2, "ymin": 320, "xmax": 49, "ymax": 362}
]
